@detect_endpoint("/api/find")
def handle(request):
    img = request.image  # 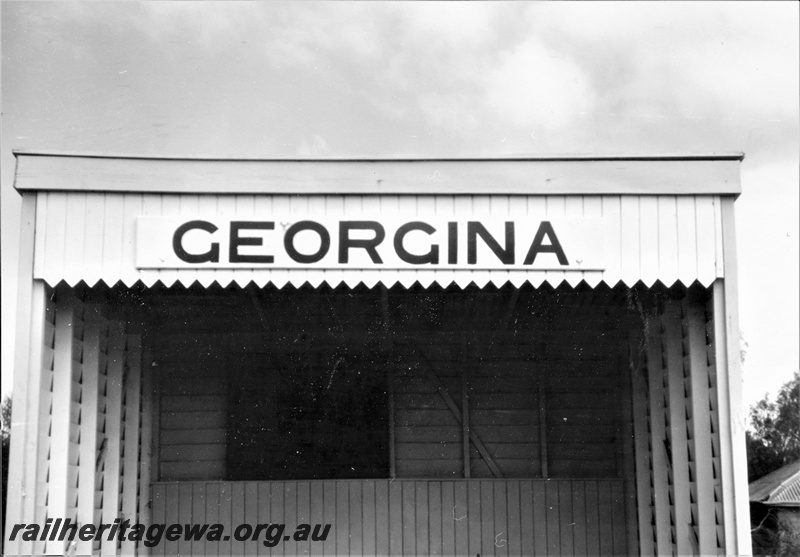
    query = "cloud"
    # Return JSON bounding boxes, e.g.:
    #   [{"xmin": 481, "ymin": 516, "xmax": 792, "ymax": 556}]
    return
[
  {"xmin": 484, "ymin": 38, "xmax": 595, "ymax": 130},
  {"xmin": 521, "ymin": 2, "xmax": 799, "ymax": 123},
  {"xmin": 296, "ymin": 134, "xmax": 331, "ymax": 157}
]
